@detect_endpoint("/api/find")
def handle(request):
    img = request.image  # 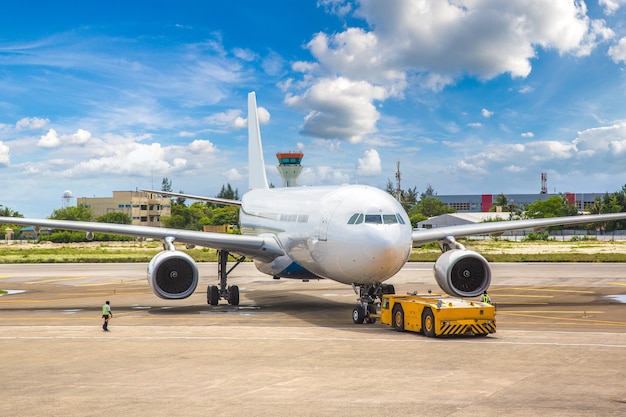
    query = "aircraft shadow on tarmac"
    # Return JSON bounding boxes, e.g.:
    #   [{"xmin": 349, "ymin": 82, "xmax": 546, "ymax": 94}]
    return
[{"xmin": 145, "ymin": 288, "xmax": 362, "ymax": 328}]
